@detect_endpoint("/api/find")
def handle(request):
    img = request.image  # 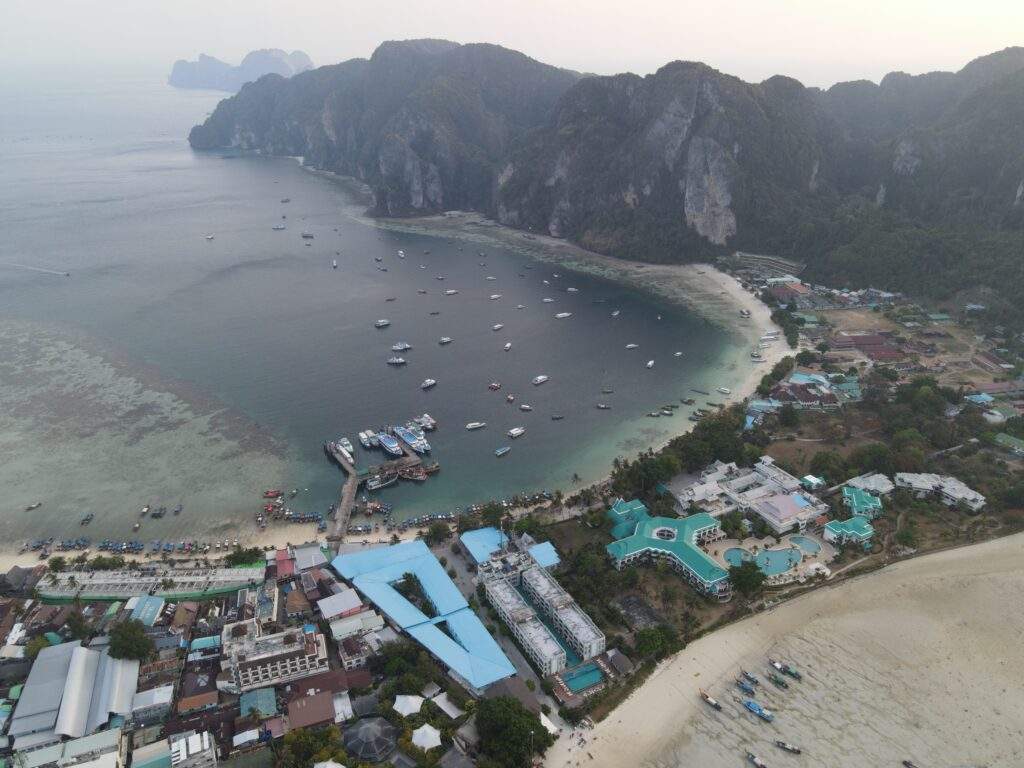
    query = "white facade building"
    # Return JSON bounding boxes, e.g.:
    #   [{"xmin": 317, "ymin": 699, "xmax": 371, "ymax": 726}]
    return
[
  {"xmin": 520, "ymin": 567, "xmax": 605, "ymax": 660},
  {"xmin": 170, "ymin": 731, "xmax": 218, "ymax": 768},
  {"xmin": 220, "ymin": 620, "xmax": 328, "ymax": 693},
  {"xmin": 894, "ymin": 473, "xmax": 986, "ymax": 512},
  {"xmin": 483, "ymin": 578, "xmax": 566, "ymax": 675}
]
